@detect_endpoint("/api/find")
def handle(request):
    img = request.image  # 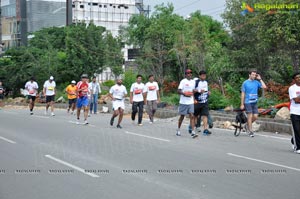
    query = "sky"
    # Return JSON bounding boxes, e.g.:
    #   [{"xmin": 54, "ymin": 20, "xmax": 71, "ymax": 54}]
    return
[{"xmin": 143, "ymin": 0, "xmax": 227, "ymax": 22}]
